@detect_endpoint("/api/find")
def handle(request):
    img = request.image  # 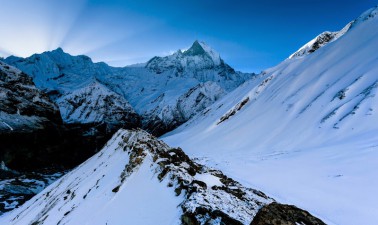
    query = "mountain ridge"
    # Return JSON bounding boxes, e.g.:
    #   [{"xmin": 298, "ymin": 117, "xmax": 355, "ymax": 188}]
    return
[
  {"xmin": 4, "ymin": 41, "xmax": 253, "ymax": 136},
  {"xmin": 0, "ymin": 129, "xmax": 326, "ymax": 225},
  {"xmin": 289, "ymin": 5, "xmax": 378, "ymax": 59}
]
